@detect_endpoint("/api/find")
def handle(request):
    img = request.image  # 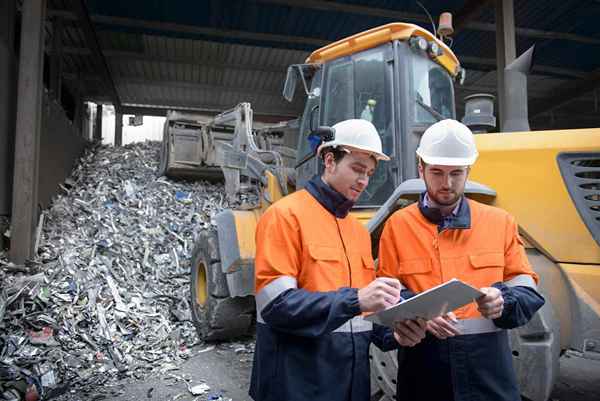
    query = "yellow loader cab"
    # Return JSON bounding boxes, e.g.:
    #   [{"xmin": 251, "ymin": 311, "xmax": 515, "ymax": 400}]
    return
[{"xmin": 184, "ymin": 22, "xmax": 600, "ymax": 401}]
